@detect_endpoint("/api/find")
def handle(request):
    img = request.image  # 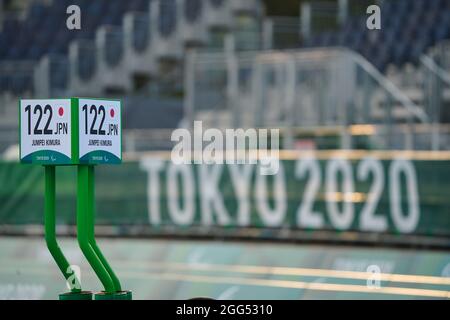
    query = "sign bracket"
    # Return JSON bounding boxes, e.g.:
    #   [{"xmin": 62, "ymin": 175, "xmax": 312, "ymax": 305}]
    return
[
  {"xmin": 85, "ymin": 165, "xmax": 123, "ymax": 292},
  {"xmin": 44, "ymin": 165, "xmax": 92, "ymax": 300}
]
